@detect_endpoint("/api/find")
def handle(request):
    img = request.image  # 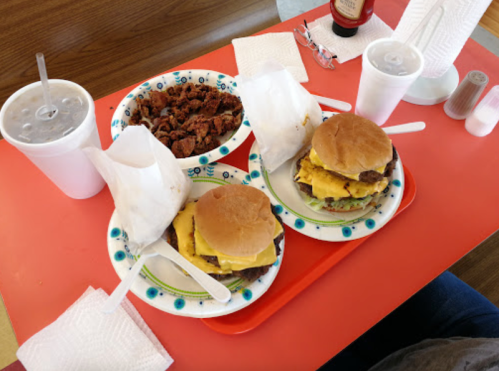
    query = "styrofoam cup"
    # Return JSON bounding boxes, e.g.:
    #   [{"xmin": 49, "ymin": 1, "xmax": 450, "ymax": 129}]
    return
[
  {"xmin": 0, "ymin": 80, "xmax": 105, "ymax": 199},
  {"xmin": 355, "ymin": 38, "xmax": 424, "ymax": 126}
]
